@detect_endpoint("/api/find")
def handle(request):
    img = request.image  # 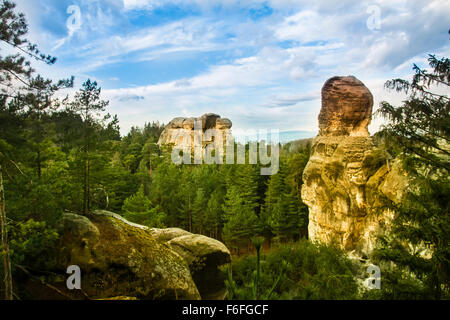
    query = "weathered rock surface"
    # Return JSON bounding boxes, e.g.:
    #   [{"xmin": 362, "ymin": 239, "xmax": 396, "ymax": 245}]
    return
[
  {"xmin": 158, "ymin": 113, "xmax": 232, "ymax": 151},
  {"xmin": 319, "ymin": 76, "xmax": 373, "ymax": 137},
  {"xmin": 17, "ymin": 211, "xmax": 231, "ymax": 300},
  {"xmin": 301, "ymin": 76, "xmax": 408, "ymax": 256},
  {"xmin": 149, "ymin": 227, "xmax": 231, "ymax": 299}
]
